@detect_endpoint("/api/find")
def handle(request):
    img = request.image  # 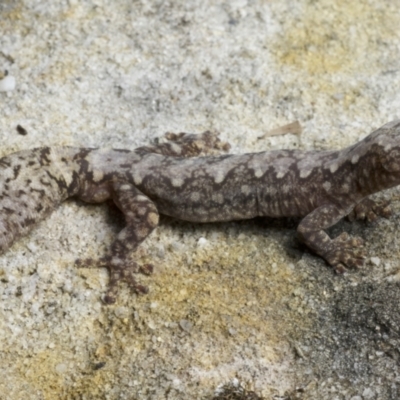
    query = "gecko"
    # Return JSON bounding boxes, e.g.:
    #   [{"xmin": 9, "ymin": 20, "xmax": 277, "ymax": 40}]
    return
[{"xmin": 0, "ymin": 120, "xmax": 398, "ymax": 303}]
